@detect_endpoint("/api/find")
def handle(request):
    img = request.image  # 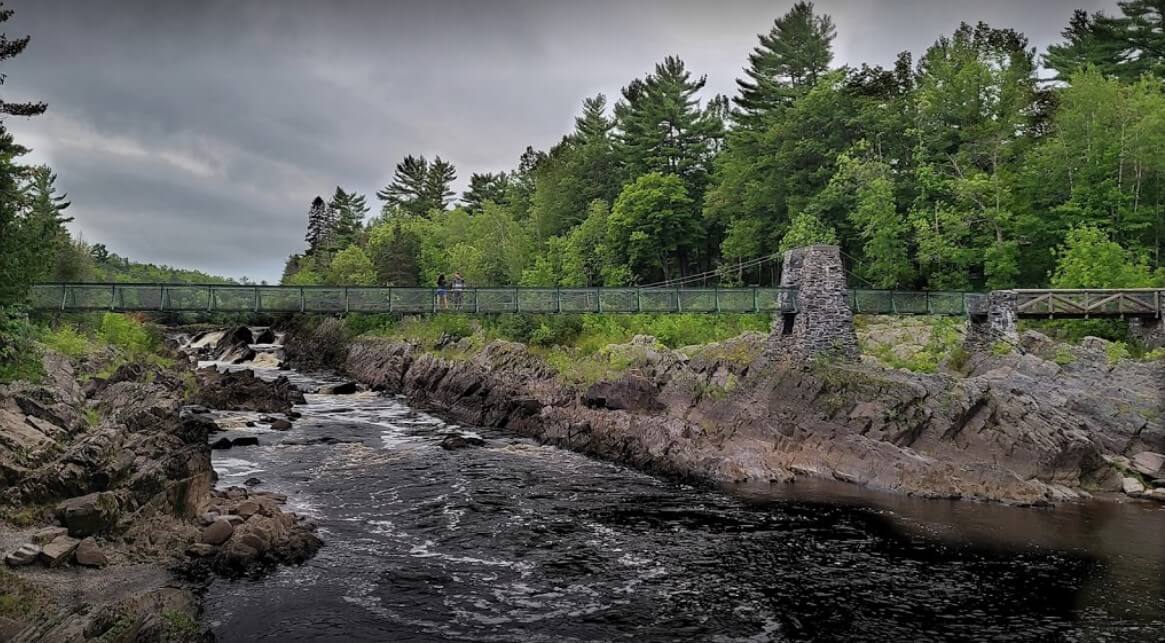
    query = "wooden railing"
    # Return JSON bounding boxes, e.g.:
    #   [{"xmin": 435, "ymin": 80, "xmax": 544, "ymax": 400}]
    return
[{"xmin": 1014, "ymin": 289, "xmax": 1161, "ymax": 318}]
